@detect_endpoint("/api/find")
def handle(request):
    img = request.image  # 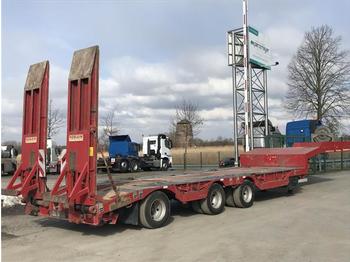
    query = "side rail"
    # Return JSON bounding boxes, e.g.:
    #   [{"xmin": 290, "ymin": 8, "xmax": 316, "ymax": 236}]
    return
[
  {"xmin": 293, "ymin": 141, "xmax": 350, "ymax": 154},
  {"xmin": 50, "ymin": 46, "xmax": 99, "ymax": 221},
  {"xmin": 4, "ymin": 61, "xmax": 49, "ymax": 202}
]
